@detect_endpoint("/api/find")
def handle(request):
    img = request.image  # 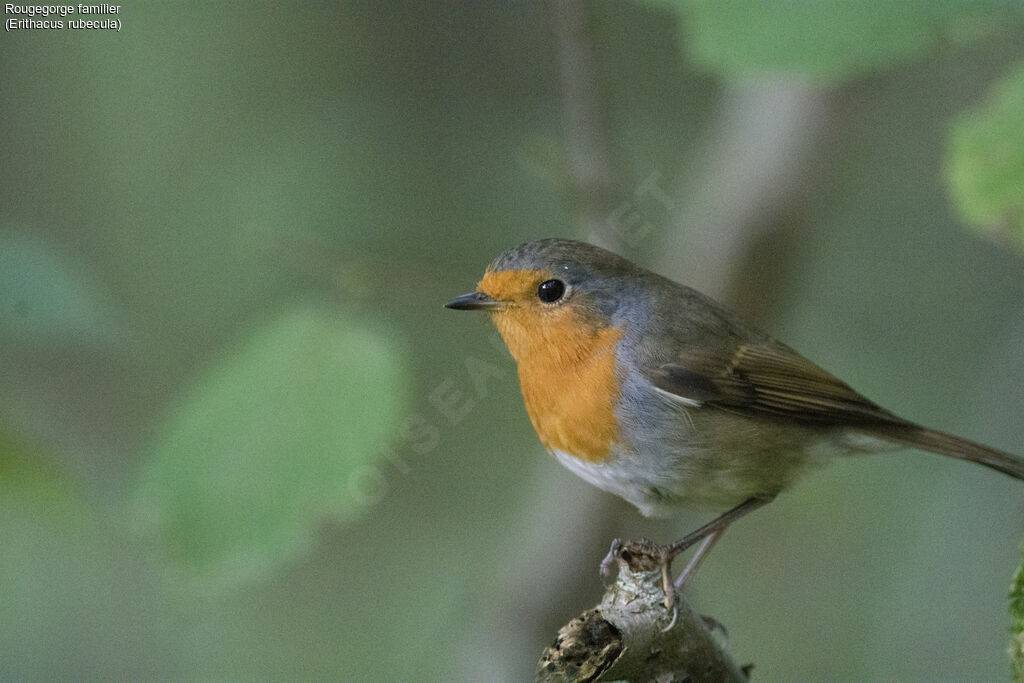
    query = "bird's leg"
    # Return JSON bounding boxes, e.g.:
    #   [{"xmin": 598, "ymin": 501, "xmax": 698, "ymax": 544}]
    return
[
  {"xmin": 602, "ymin": 496, "xmax": 775, "ymax": 610},
  {"xmin": 674, "ymin": 528, "xmax": 724, "ymax": 590},
  {"xmin": 666, "ymin": 495, "xmax": 774, "ymax": 557},
  {"xmin": 659, "ymin": 495, "xmax": 775, "ymax": 604}
]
